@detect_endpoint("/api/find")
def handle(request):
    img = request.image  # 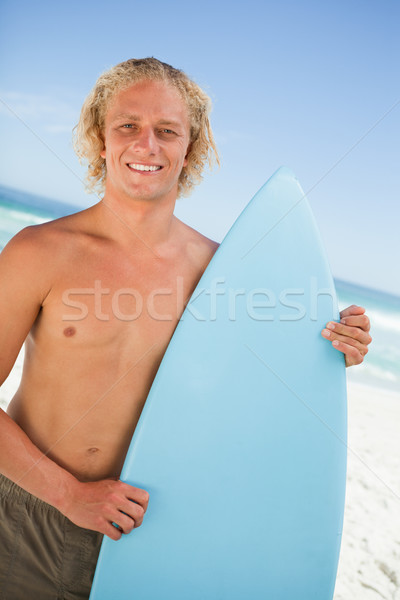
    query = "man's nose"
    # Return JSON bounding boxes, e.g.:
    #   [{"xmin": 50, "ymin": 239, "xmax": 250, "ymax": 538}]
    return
[{"xmin": 132, "ymin": 127, "xmax": 158, "ymax": 154}]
